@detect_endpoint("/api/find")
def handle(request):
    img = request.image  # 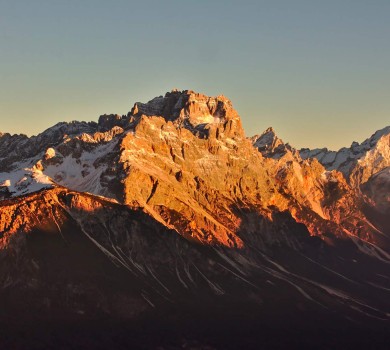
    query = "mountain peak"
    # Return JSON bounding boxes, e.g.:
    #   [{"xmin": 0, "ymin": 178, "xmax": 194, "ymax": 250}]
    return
[
  {"xmin": 300, "ymin": 125, "xmax": 389, "ymax": 183},
  {"xmin": 130, "ymin": 89, "xmax": 239, "ymax": 126},
  {"xmin": 264, "ymin": 126, "xmax": 276, "ymax": 134},
  {"xmin": 251, "ymin": 127, "xmax": 298, "ymax": 159},
  {"xmin": 1, "ymin": 91, "xmax": 390, "ymax": 341},
  {"xmin": 361, "ymin": 125, "xmax": 390, "ymax": 147}
]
